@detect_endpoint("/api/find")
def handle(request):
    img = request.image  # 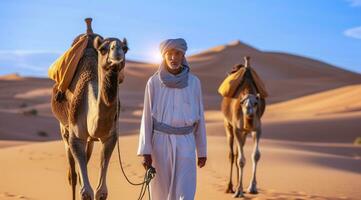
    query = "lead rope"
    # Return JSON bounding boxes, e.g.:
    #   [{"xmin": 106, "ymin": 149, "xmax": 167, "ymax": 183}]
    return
[{"xmin": 115, "ymin": 90, "xmax": 156, "ymax": 200}]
